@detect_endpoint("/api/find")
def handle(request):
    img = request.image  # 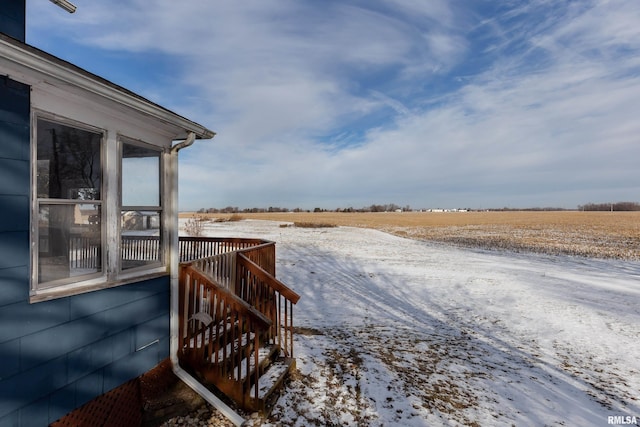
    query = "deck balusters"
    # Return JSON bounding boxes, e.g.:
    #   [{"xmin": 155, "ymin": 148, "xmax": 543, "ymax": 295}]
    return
[{"xmin": 177, "ymin": 237, "xmax": 299, "ymax": 408}]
